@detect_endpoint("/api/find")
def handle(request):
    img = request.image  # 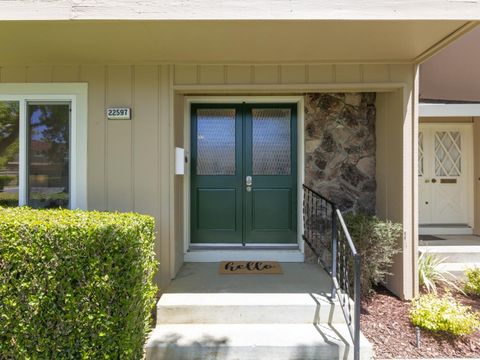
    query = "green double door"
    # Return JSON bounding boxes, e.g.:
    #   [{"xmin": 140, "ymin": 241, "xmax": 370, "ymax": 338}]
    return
[{"xmin": 191, "ymin": 103, "xmax": 297, "ymax": 245}]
